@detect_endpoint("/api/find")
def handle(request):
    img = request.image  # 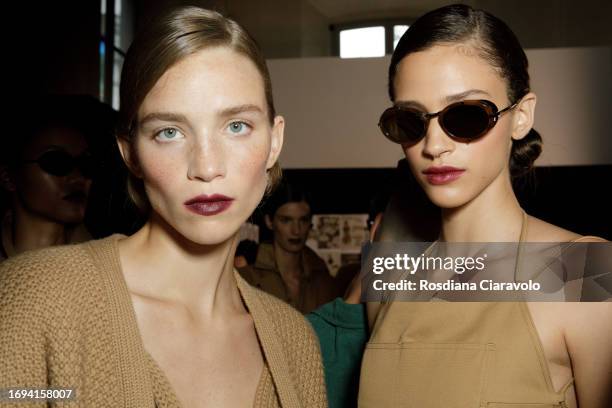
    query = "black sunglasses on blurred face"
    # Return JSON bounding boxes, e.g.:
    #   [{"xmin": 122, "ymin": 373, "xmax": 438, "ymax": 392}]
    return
[{"xmin": 24, "ymin": 150, "xmax": 95, "ymax": 179}]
